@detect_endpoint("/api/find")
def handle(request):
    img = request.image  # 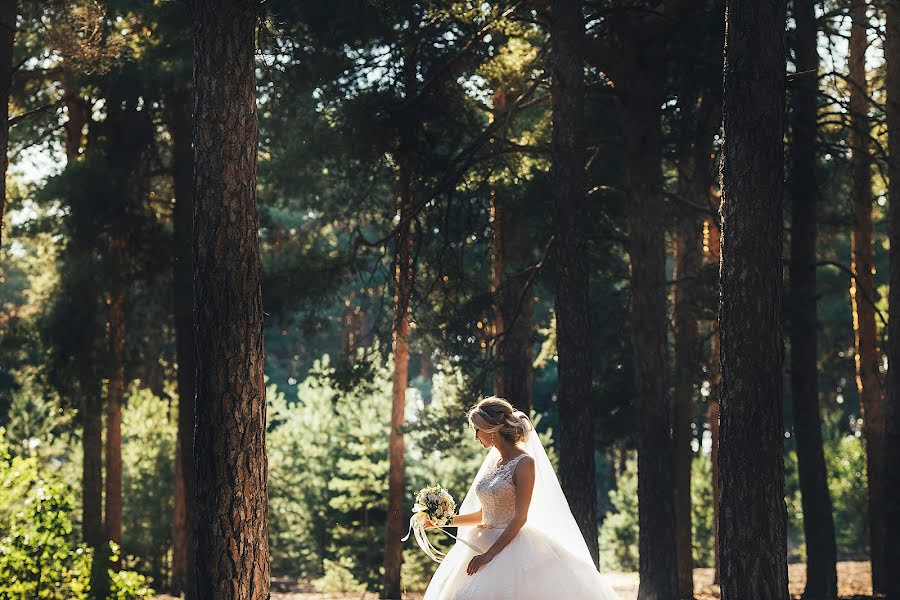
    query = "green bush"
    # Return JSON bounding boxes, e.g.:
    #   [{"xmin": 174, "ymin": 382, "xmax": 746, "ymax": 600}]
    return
[
  {"xmin": 121, "ymin": 386, "xmax": 175, "ymax": 585},
  {"xmin": 599, "ymin": 455, "xmax": 639, "ymax": 572},
  {"xmin": 0, "ymin": 430, "xmax": 154, "ymax": 599},
  {"xmin": 599, "ymin": 451, "xmax": 717, "ymax": 571},
  {"xmin": 312, "ymin": 558, "xmax": 367, "ymax": 594}
]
